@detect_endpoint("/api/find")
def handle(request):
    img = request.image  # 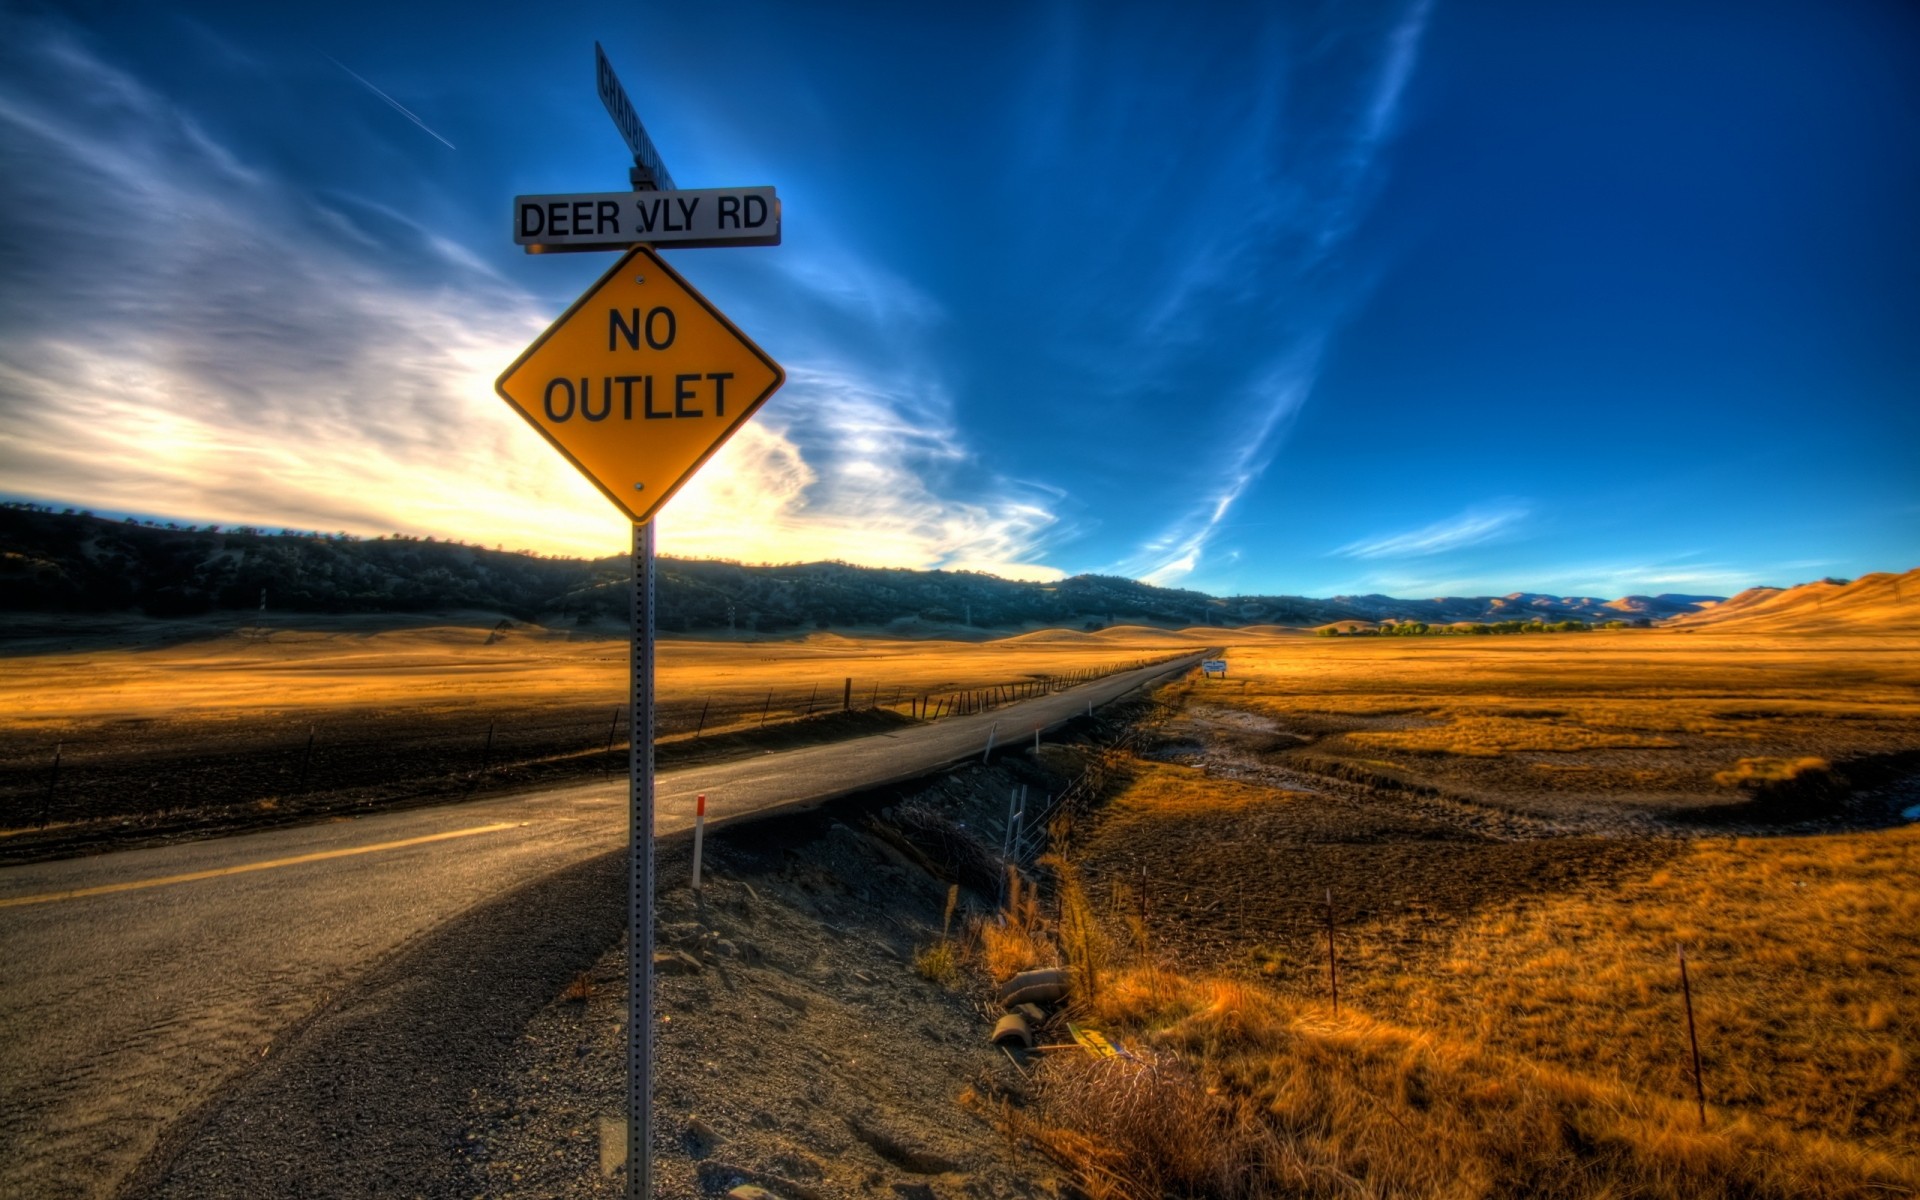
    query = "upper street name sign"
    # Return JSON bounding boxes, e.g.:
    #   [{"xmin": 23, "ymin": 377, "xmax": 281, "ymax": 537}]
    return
[
  {"xmin": 596, "ymin": 41, "xmax": 674, "ymax": 190},
  {"xmin": 494, "ymin": 244, "xmax": 784, "ymax": 524},
  {"xmin": 515, "ymin": 186, "xmax": 780, "ymax": 252}
]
